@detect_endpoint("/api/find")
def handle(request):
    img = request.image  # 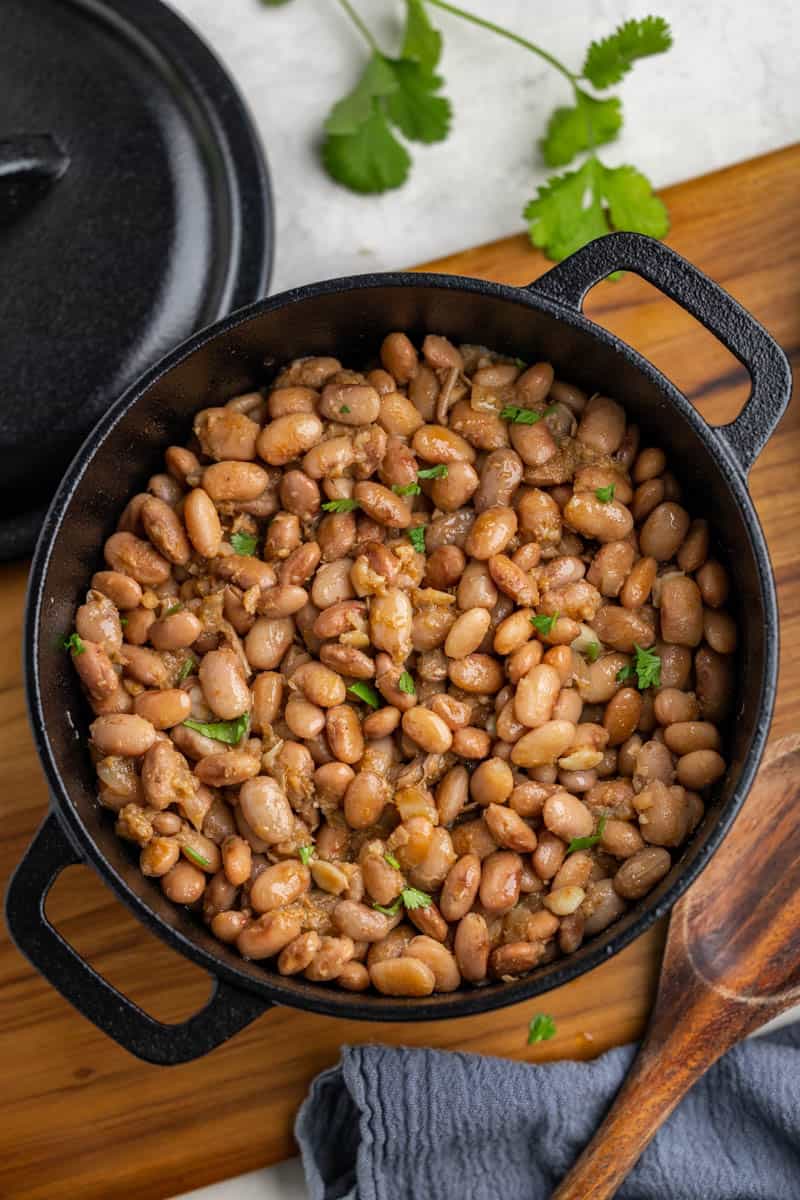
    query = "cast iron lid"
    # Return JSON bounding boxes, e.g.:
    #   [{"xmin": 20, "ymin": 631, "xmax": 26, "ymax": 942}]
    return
[{"xmin": 0, "ymin": 0, "xmax": 273, "ymax": 559}]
